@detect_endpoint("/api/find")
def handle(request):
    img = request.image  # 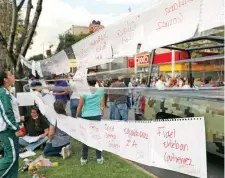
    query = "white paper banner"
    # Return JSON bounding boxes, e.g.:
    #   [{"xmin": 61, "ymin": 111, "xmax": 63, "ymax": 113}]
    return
[
  {"xmin": 72, "ymin": 29, "xmax": 113, "ymax": 69},
  {"xmin": 108, "ymin": 11, "xmax": 143, "ymax": 58},
  {"xmin": 76, "ymin": 118, "xmax": 89, "ymax": 145},
  {"xmin": 198, "ymin": 0, "xmax": 225, "ymax": 32},
  {"xmin": 140, "ymin": 0, "xmax": 201, "ymax": 51},
  {"xmin": 120, "ymin": 122, "xmax": 152, "ymax": 165},
  {"xmin": 31, "ymin": 61, "xmax": 36, "ymax": 76},
  {"xmin": 17, "ymin": 92, "xmax": 35, "ymax": 106},
  {"xmin": 42, "ymin": 94, "xmax": 55, "ymax": 108},
  {"xmin": 150, "ymin": 118, "xmax": 207, "ymax": 178},
  {"xmin": 102, "ymin": 121, "xmax": 121, "ymax": 155},
  {"xmin": 86, "ymin": 120, "xmax": 104, "ymax": 151},
  {"xmin": 73, "ymin": 68, "xmax": 91, "ymax": 94}
]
